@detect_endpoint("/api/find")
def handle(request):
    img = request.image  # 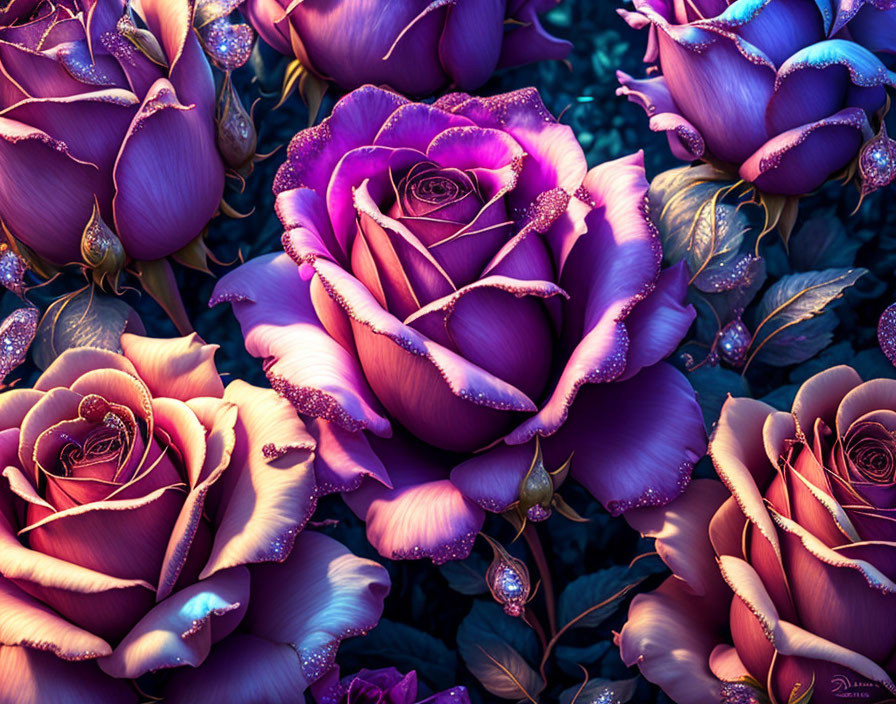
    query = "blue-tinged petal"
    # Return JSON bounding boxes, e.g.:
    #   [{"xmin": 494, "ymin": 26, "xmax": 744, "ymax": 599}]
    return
[
  {"xmin": 706, "ymin": 0, "xmax": 826, "ymax": 65},
  {"xmin": 245, "ymin": 531, "xmax": 389, "ymax": 682},
  {"xmin": 767, "ymin": 39, "xmax": 894, "ymax": 134},
  {"xmin": 847, "ymin": 4, "xmax": 896, "ymax": 57},
  {"xmin": 98, "ymin": 568, "xmax": 250, "ymax": 678}
]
